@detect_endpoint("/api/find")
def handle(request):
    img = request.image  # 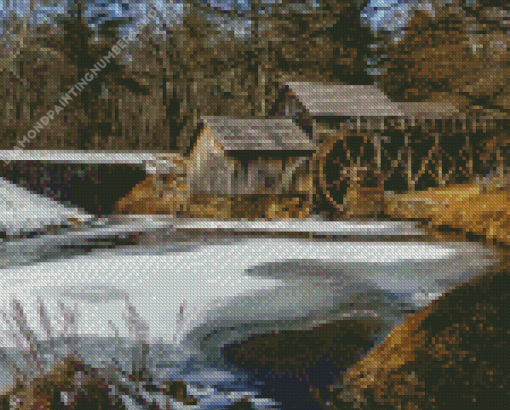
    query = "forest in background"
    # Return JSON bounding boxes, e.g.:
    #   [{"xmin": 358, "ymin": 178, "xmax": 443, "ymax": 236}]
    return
[{"xmin": 0, "ymin": 0, "xmax": 508, "ymax": 151}]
